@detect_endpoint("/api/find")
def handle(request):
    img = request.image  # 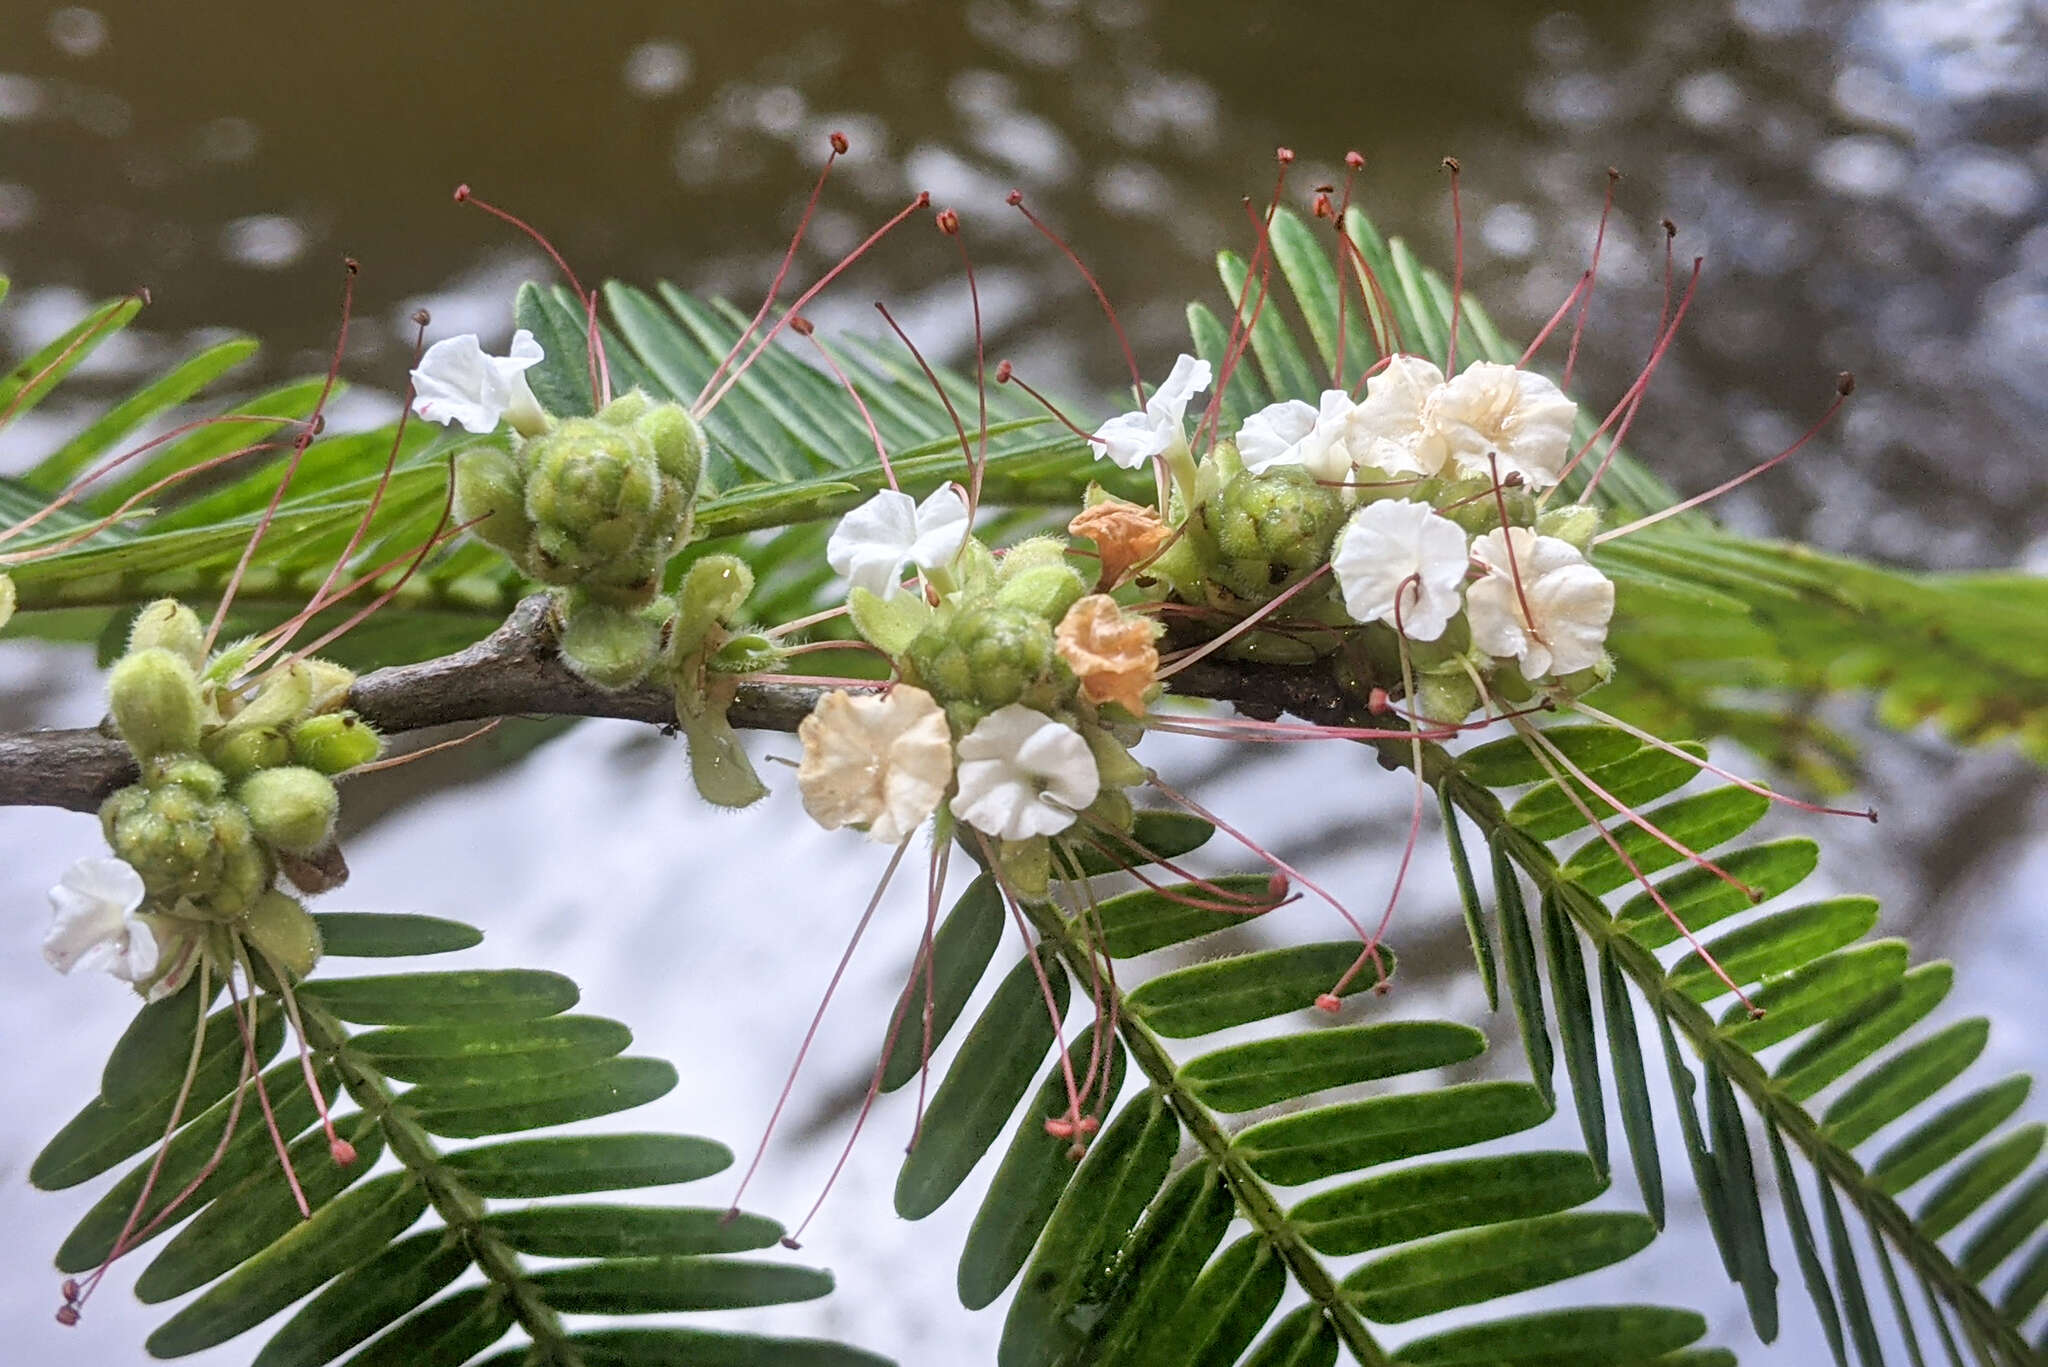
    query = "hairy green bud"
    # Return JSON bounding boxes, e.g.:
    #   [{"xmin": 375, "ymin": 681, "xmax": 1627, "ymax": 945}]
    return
[
  {"xmin": 300, "ymin": 658, "xmax": 356, "ymax": 715},
  {"xmin": 211, "ymin": 725, "xmax": 292, "ymax": 781},
  {"xmin": 559, "ymin": 596, "xmax": 663, "ymax": 690},
  {"xmin": 237, "ymin": 765, "xmax": 340, "ymax": 855},
  {"xmin": 846, "ymin": 585, "xmax": 931, "ymax": 657},
  {"xmin": 453, "ymin": 445, "xmax": 533, "ymax": 559},
  {"xmin": 1436, "ymin": 478, "xmax": 1537, "ymax": 537},
  {"xmin": 150, "ymin": 756, "xmax": 228, "ymax": 798},
  {"xmin": 127, "ymin": 599, "xmax": 206, "ymax": 670},
  {"xmin": 633, "ymin": 398, "xmax": 706, "ymax": 491},
  {"xmin": 1535, "ymin": 502, "xmax": 1602, "ymax": 552},
  {"xmin": 1203, "ymin": 467, "xmax": 1347, "ymax": 601},
  {"xmin": 671, "ymin": 555, "xmax": 754, "ymax": 660},
  {"xmin": 291, "ymin": 712, "xmax": 383, "ymax": 774},
  {"xmin": 995, "ymin": 563, "xmax": 1089, "ymax": 625},
  {"xmin": 906, "ymin": 602, "xmax": 1068, "ymax": 711},
  {"xmin": 102, "ymin": 781, "xmax": 267, "ymax": 917},
  {"xmin": 240, "ymin": 890, "xmax": 323, "ymax": 981},
  {"xmin": 109, "ymin": 647, "xmax": 204, "ymax": 761},
  {"xmin": 995, "ymin": 535, "xmax": 1072, "ymax": 582}
]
